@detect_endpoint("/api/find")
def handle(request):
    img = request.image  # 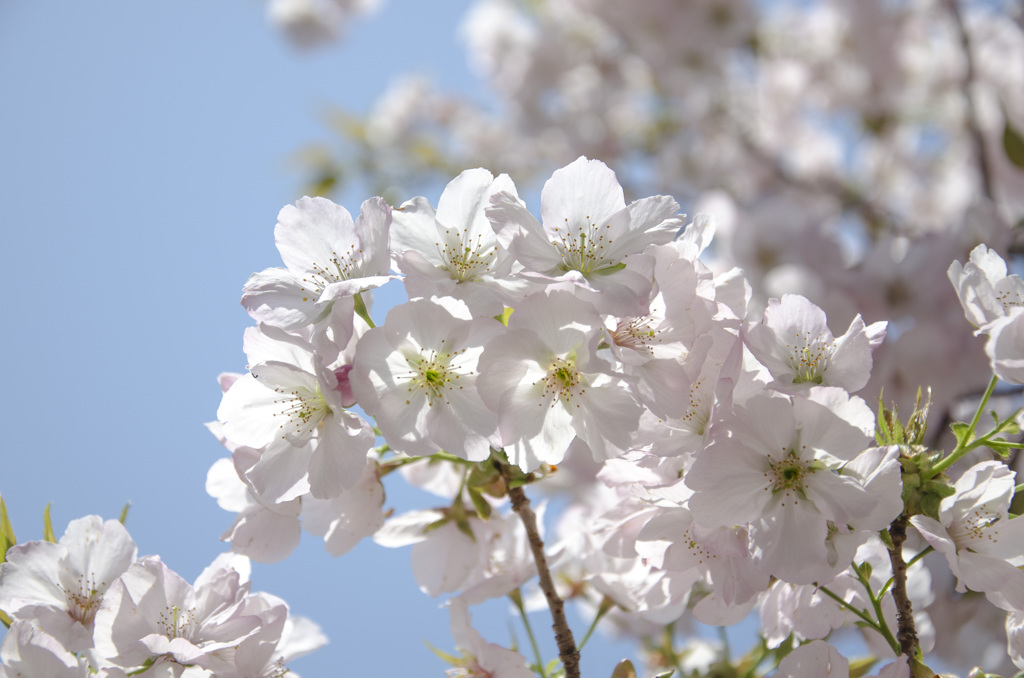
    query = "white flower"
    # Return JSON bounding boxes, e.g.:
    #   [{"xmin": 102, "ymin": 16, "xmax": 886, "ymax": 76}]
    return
[
  {"xmin": 948, "ymin": 244, "xmax": 1024, "ymax": 328},
  {"xmin": 443, "ymin": 598, "xmax": 533, "ymax": 678},
  {"xmin": 216, "ymin": 325, "xmax": 374, "ymax": 499},
  {"xmin": 744, "ymin": 294, "xmax": 885, "ymax": 393},
  {"xmin": 685, "ymin": 388, "xmax": 887, "ymax": 583},
  {"xmin": 477, "ymin": 290, "xmax": 641, "ymax": 471},
  {"xmin": 92, "ymin": 554, "xmax": 263, "ymax": 674},
  {"xmin": 774, "ymin": 640, "xmax": 848, "ymax": 678},
  {"xmin": 0, "ymin": 622, "xmax": 128, "ymax": 678},
  {"xmin": 241, "ymin": 196, "xmax": 393, "ymax": 342},
  {"xmin": 391, "ymin": 169, "xmax": 529, "ymax": 315},
  {"xmin": 350, "ymin": 297, "xmax": 503, "ymax": 460},
  {"xmin": 0, "ymin": 516, "xmax": 137, "ymax": 652},
  {"xmin": 487, "ymin": 156, "xmax": 684, "ymax": 315},
  {"xmin": 910, "ymin": 460, "xmax": 1024, "ymax": 611}
]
